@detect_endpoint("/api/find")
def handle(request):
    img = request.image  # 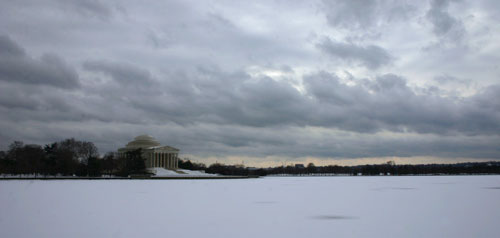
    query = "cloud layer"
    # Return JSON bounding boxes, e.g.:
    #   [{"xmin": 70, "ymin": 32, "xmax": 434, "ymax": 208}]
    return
[{"xmin": 0, "ymin": 0, "xmax": 499, "ymax": 165}]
